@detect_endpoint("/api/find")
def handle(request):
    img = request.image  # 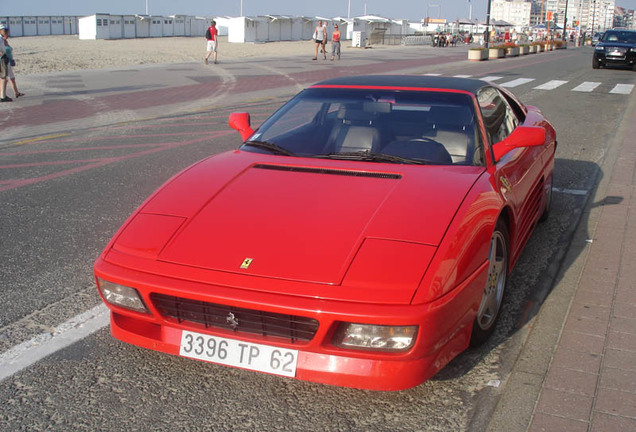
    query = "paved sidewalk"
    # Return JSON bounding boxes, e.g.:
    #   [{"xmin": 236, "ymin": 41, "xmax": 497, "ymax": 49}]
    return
[
  {"xmin": 489, "ymin": 89, "xmax": 636, "ymax": 431},
  {"xmin": 527, "ymin": 107, "xmax": 636, "ymax": 430}
]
